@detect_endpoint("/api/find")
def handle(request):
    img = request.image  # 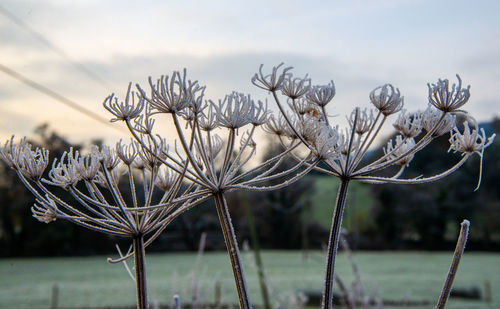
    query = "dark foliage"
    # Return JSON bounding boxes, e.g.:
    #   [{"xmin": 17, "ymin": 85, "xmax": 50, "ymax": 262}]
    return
[{"xmin": 369, "ymin": 119, "xmax": 500, "ymax": 249}]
